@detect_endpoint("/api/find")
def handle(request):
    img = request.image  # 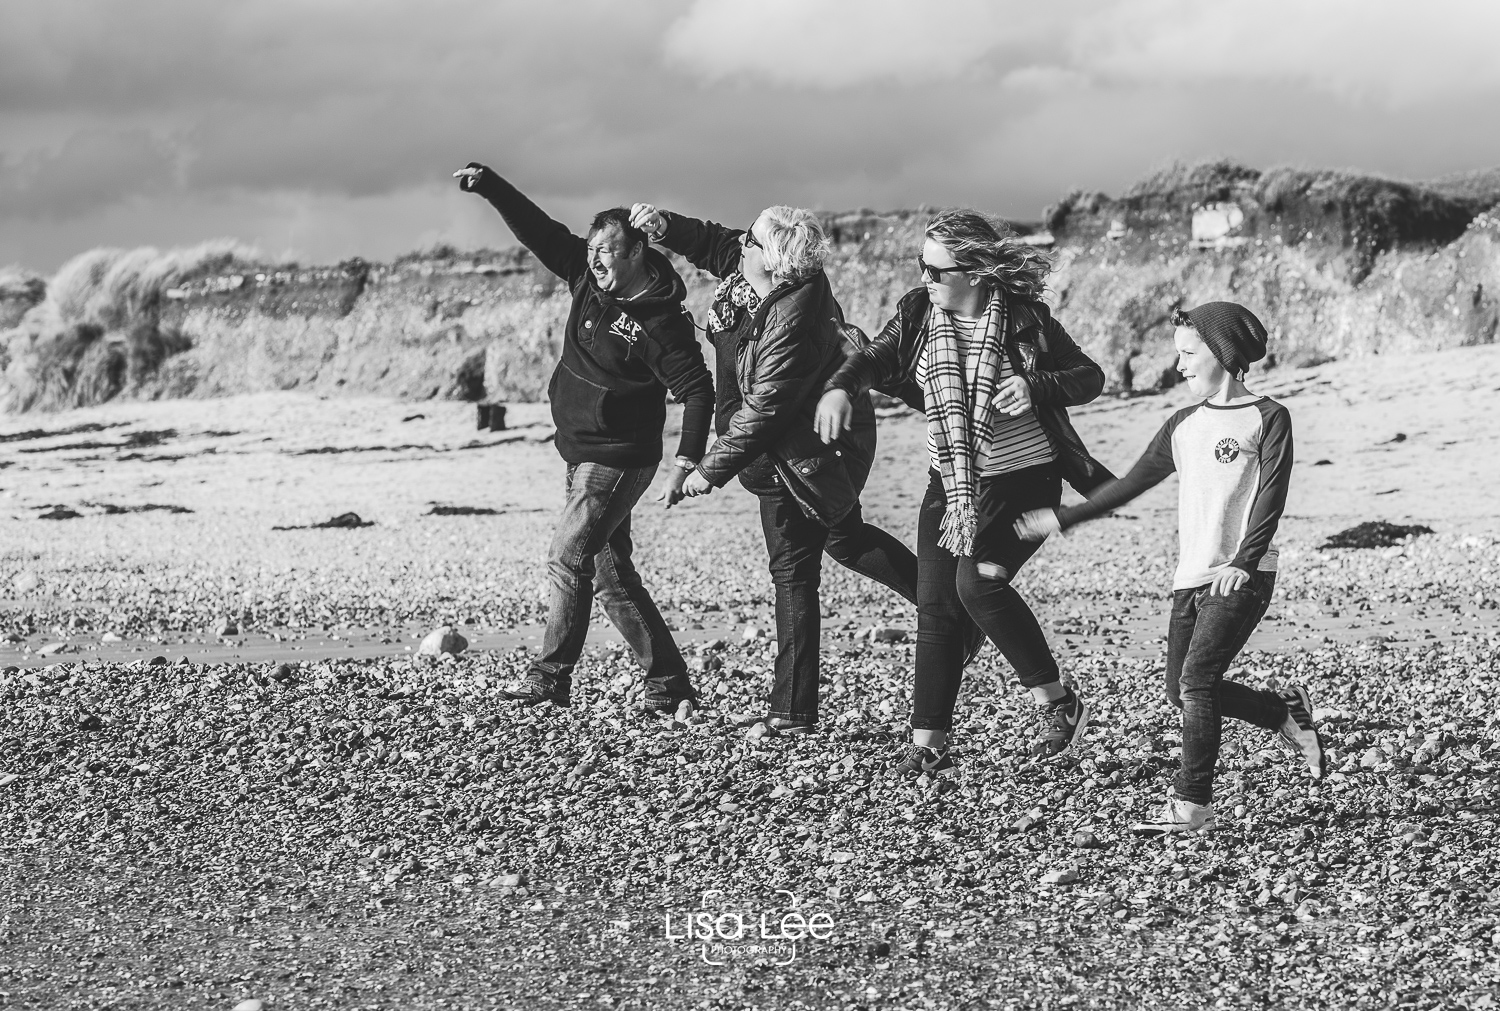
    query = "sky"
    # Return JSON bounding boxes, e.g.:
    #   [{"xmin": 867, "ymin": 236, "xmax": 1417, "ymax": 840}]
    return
[{"xmin": 3, "ymin": 0, "xmax": 1500, "ymax": 273}]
